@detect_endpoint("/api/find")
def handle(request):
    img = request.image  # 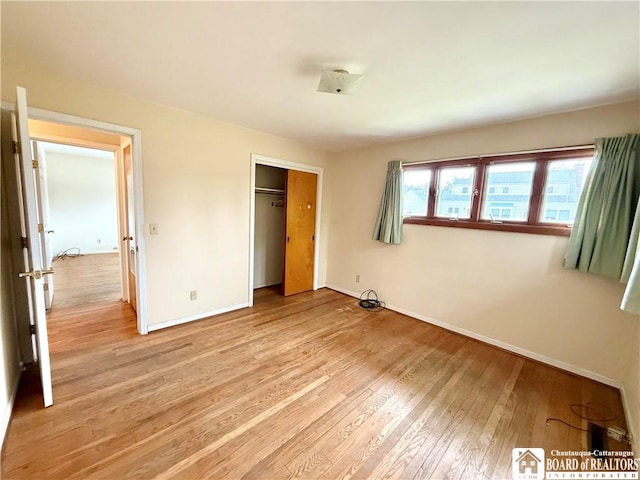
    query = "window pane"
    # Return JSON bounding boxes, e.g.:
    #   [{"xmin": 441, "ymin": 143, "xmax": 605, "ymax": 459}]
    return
[
  {"xmin": 544, "ymin": 209, "xmax": 558, "ymax": 221},
  {"xmin": 435, "ymin": 167, "xmax": 475, "ymax": 219},
  {"xmin": 541, "ymin": 157, "xmax": 593, "ymax": 224},
  {"xmin": 558, "ymin": 209, "xmax": 571, "ymax": 221},
  {"xmin": 481, "ymin": 162, "xmax": 535, "ymax": 222},
  {"xmin": 403, "ymin": 169, "xmax": 431, "ymax": 216}
]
